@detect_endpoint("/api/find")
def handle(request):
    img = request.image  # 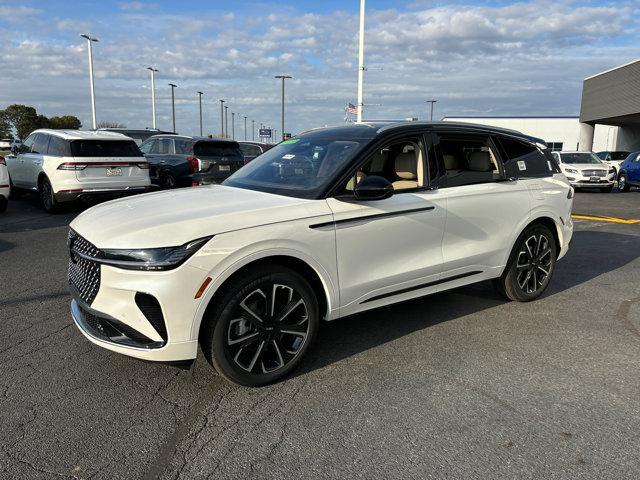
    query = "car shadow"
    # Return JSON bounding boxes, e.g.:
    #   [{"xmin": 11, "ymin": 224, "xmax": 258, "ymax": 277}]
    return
[
  {"xmin": 294, "ymin": 229, "xmax": 640, "ymax": 378},
  {"xmin": 0, "ymin": 194, "xmax": 86, "ymax": 234}
]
